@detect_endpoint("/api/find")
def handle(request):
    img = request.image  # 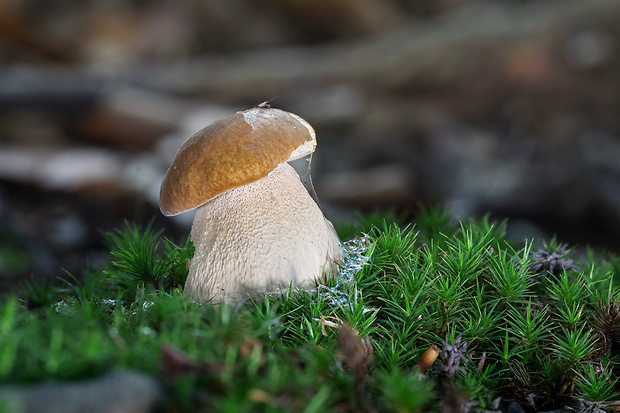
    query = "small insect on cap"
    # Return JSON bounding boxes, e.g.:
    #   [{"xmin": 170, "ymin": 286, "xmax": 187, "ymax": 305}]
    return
[{"xmin": 159, "ymin": 107, "xmax": 317, "ymax": 216}]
